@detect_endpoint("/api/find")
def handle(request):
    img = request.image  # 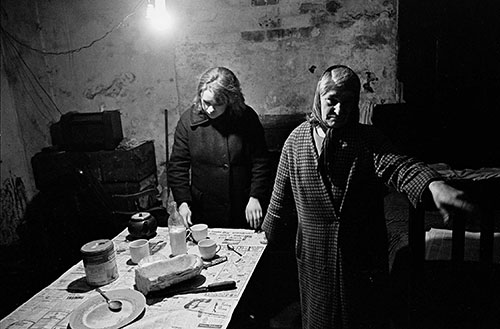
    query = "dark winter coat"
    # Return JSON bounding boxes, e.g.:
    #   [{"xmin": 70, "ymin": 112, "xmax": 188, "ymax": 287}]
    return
[
  {"xmin": 263, "ymin": 122, "xmax": 440, "ymax": 329},
  {"xmin": 167, "ymin": 104, "xmax": 271, "ymax": 228}
]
